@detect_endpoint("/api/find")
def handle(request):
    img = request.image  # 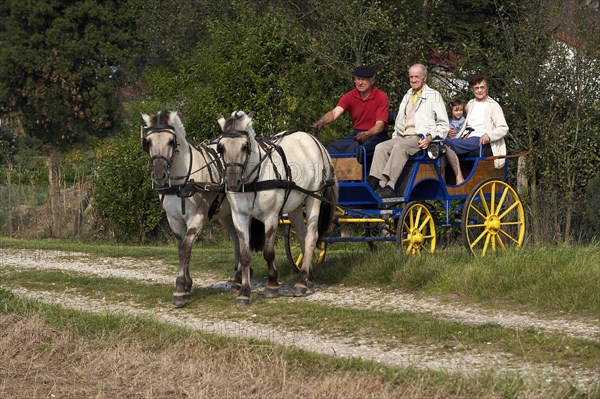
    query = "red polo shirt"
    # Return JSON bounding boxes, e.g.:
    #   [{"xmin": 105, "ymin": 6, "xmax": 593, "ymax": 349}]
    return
[{"xmin": 337, "ymin": 87, "xmax": 389, "ymax": 131}]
